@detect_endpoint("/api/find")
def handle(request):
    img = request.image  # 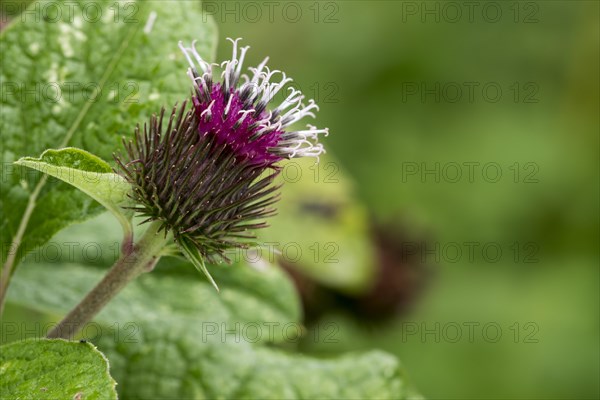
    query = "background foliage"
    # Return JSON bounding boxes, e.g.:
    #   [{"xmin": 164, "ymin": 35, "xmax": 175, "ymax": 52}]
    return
[{"xmin": 210, "ymin": 1, "xmax": 599, "ymax": 399}]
